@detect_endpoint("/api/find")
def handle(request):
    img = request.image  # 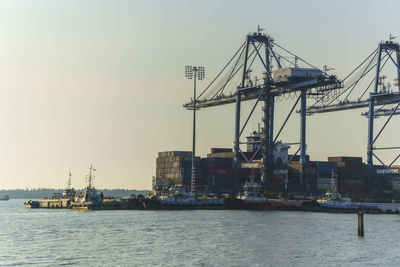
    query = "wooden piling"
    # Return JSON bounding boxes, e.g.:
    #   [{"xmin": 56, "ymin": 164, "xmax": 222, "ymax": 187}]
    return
[{"xmin": 358, "ymin": 212, "xmax": 364, "ymax": 236}]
